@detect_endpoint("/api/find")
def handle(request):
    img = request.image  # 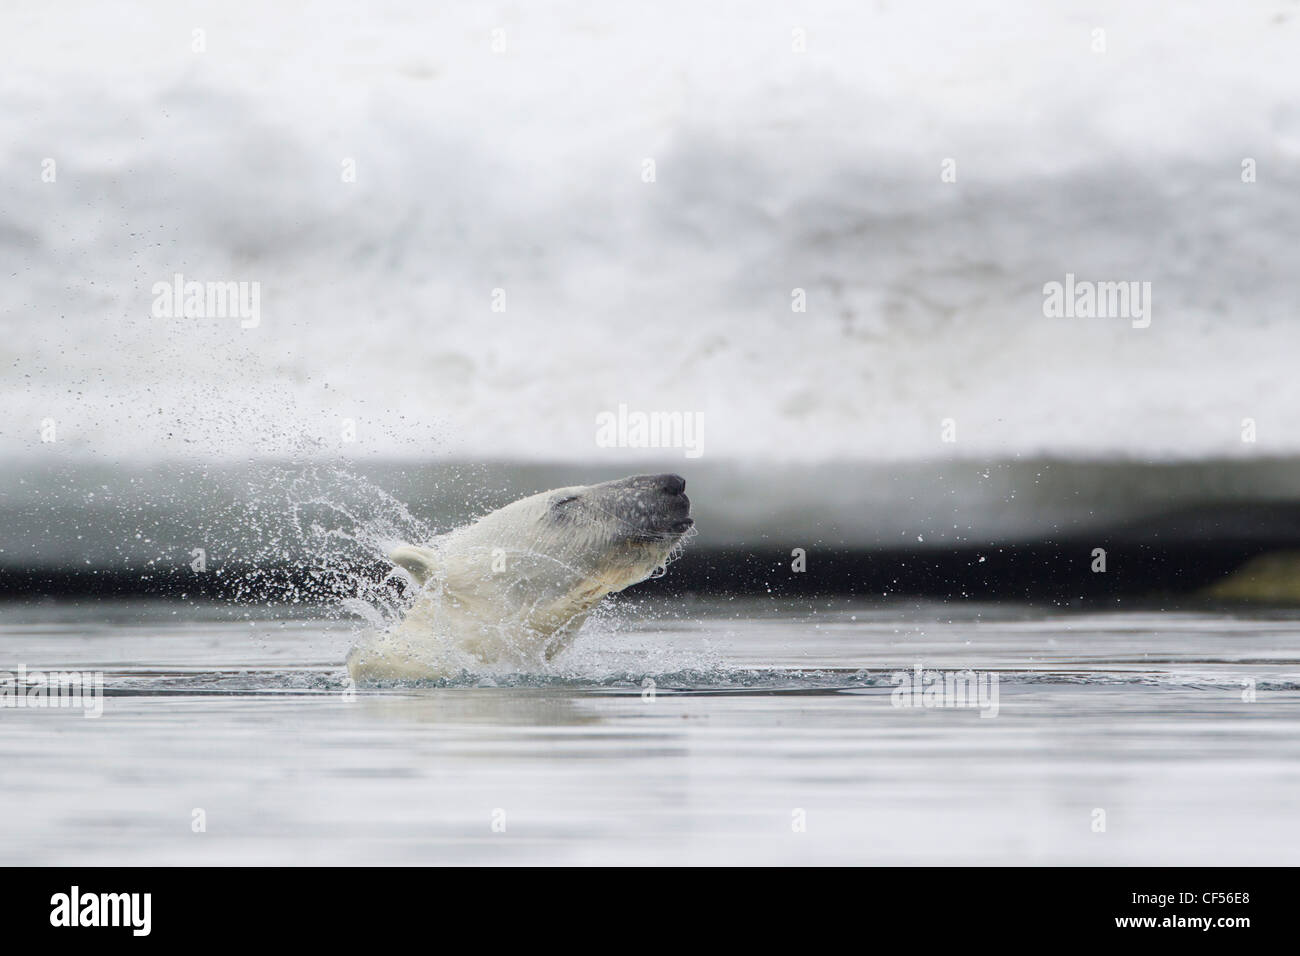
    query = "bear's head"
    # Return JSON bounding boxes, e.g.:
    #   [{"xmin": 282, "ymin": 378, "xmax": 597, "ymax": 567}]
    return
[{"xmin": 384, "ymin": 474, "xmax": 693, "ymax": 666}]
